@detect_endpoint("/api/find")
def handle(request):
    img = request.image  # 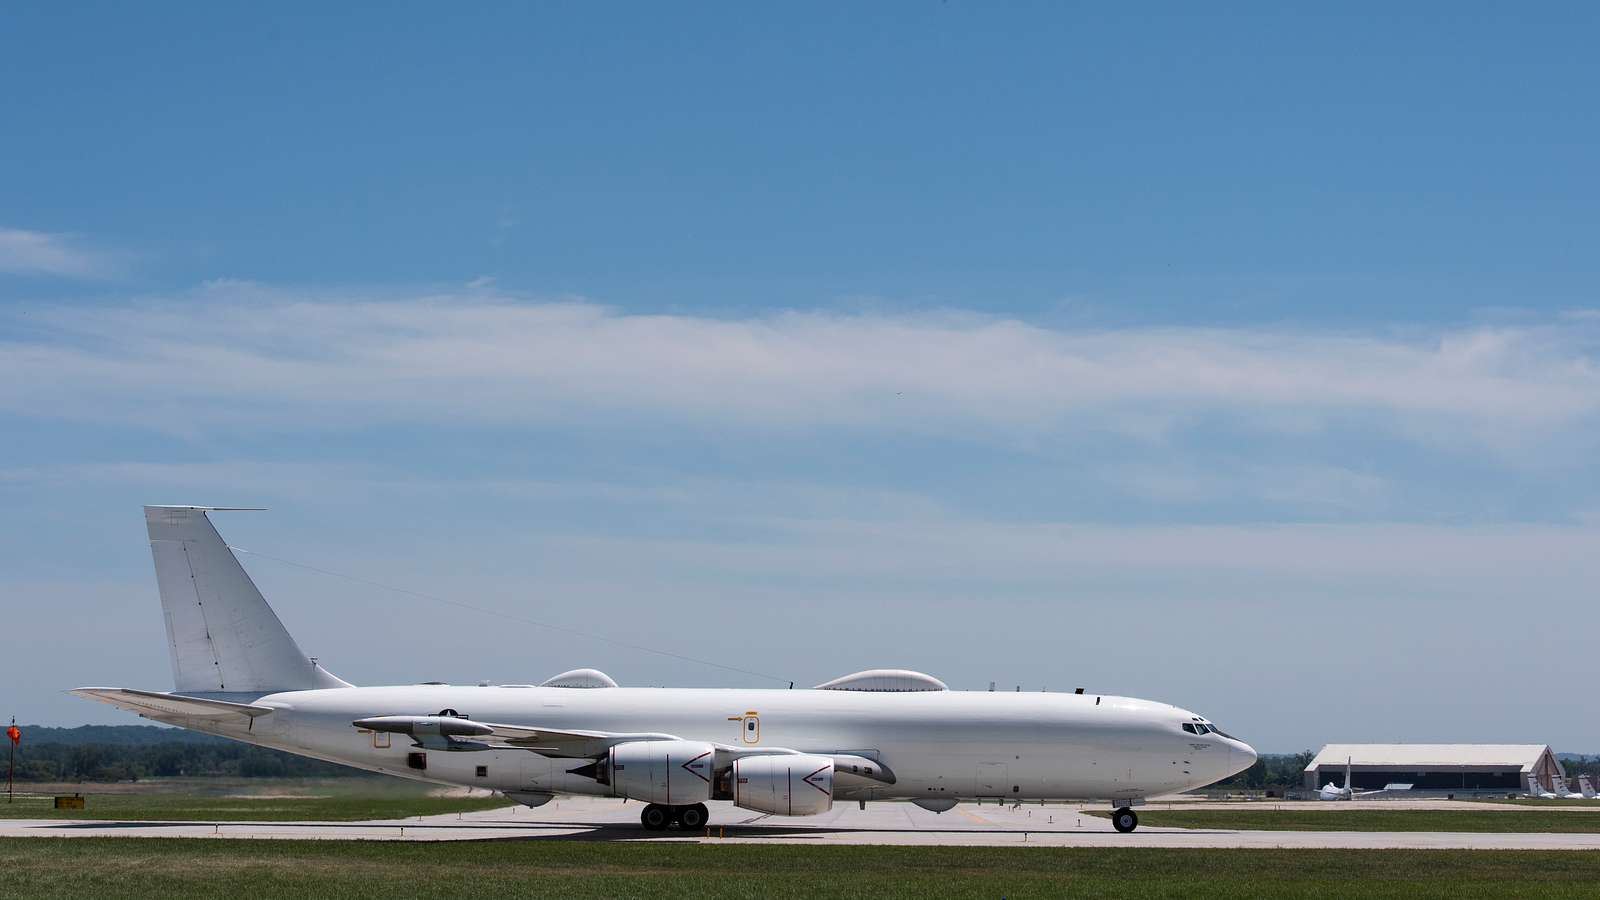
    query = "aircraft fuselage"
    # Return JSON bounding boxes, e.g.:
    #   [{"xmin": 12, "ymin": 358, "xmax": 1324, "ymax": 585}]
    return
[{"xmin": 176, "ymin": 683, "xmax": 1253, "ymax": 804}]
